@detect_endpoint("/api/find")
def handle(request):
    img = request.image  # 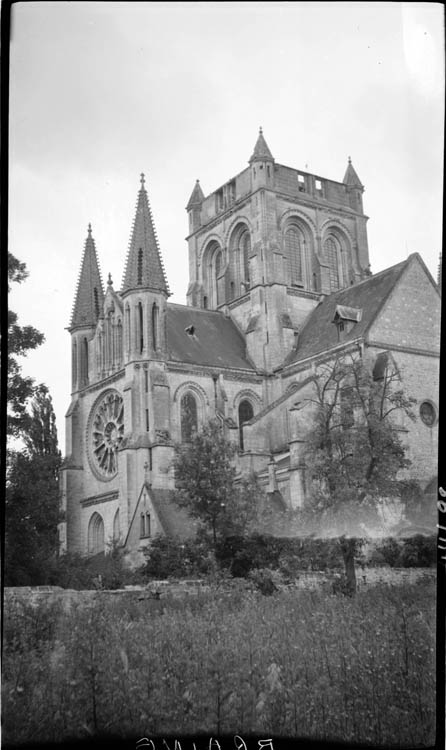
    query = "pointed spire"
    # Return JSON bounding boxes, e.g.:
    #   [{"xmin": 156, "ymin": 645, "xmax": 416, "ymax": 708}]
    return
[
  {"xmin": 70, "ymin": 224, "xmax": 105, "ymax": 329},
  {"xmin": 121, "ymin": 173, "xmax": 170, "ymax": 296},
  {"xmin": 343, "ymin": 156, "xmax": 363, "ymax": 187},
  {"xmin": 186, "ymin": 179, "xmax": 205, "ymax": 209},
  {"xmin": 249, "ymin": 126, "xmax": 274, "ymax": 163}
]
